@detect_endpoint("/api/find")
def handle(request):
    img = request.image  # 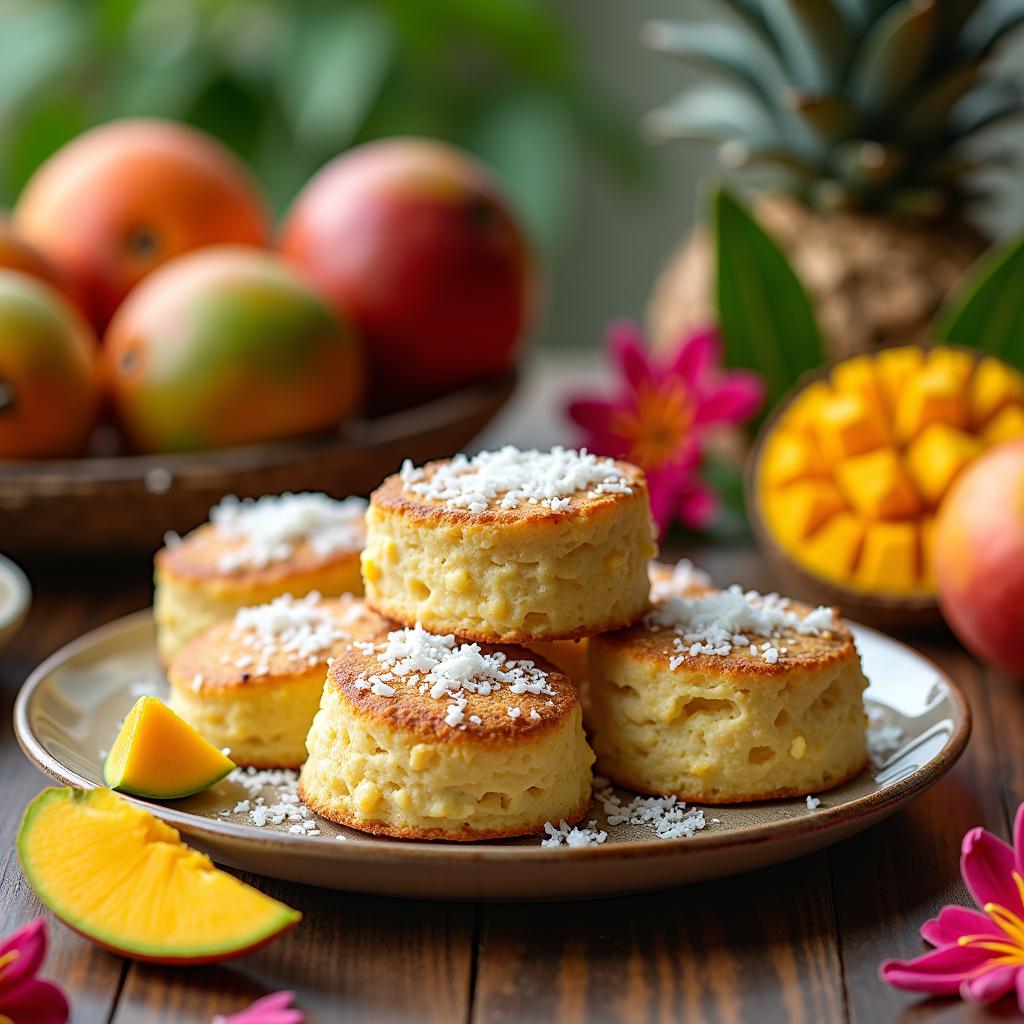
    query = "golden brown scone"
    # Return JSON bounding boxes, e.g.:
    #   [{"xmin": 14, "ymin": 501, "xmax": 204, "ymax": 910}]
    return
[
  {"xmin": 361, "ymin": 447, "xmax": 657, "ymax": 643},
  {"xmin": 154, "ymin": 492, "xmax": 367, "ymax": 664},
  {"xmin": 168, "ymin": 593, "xmax": 388, "ymax": 768},
  {"xmin": 587, "ymin": 586, "xmax": 868, "ymax": 803},
  {"xmin": 299, "ymin": 622, "xmax": 595, "ymax": 840}
]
